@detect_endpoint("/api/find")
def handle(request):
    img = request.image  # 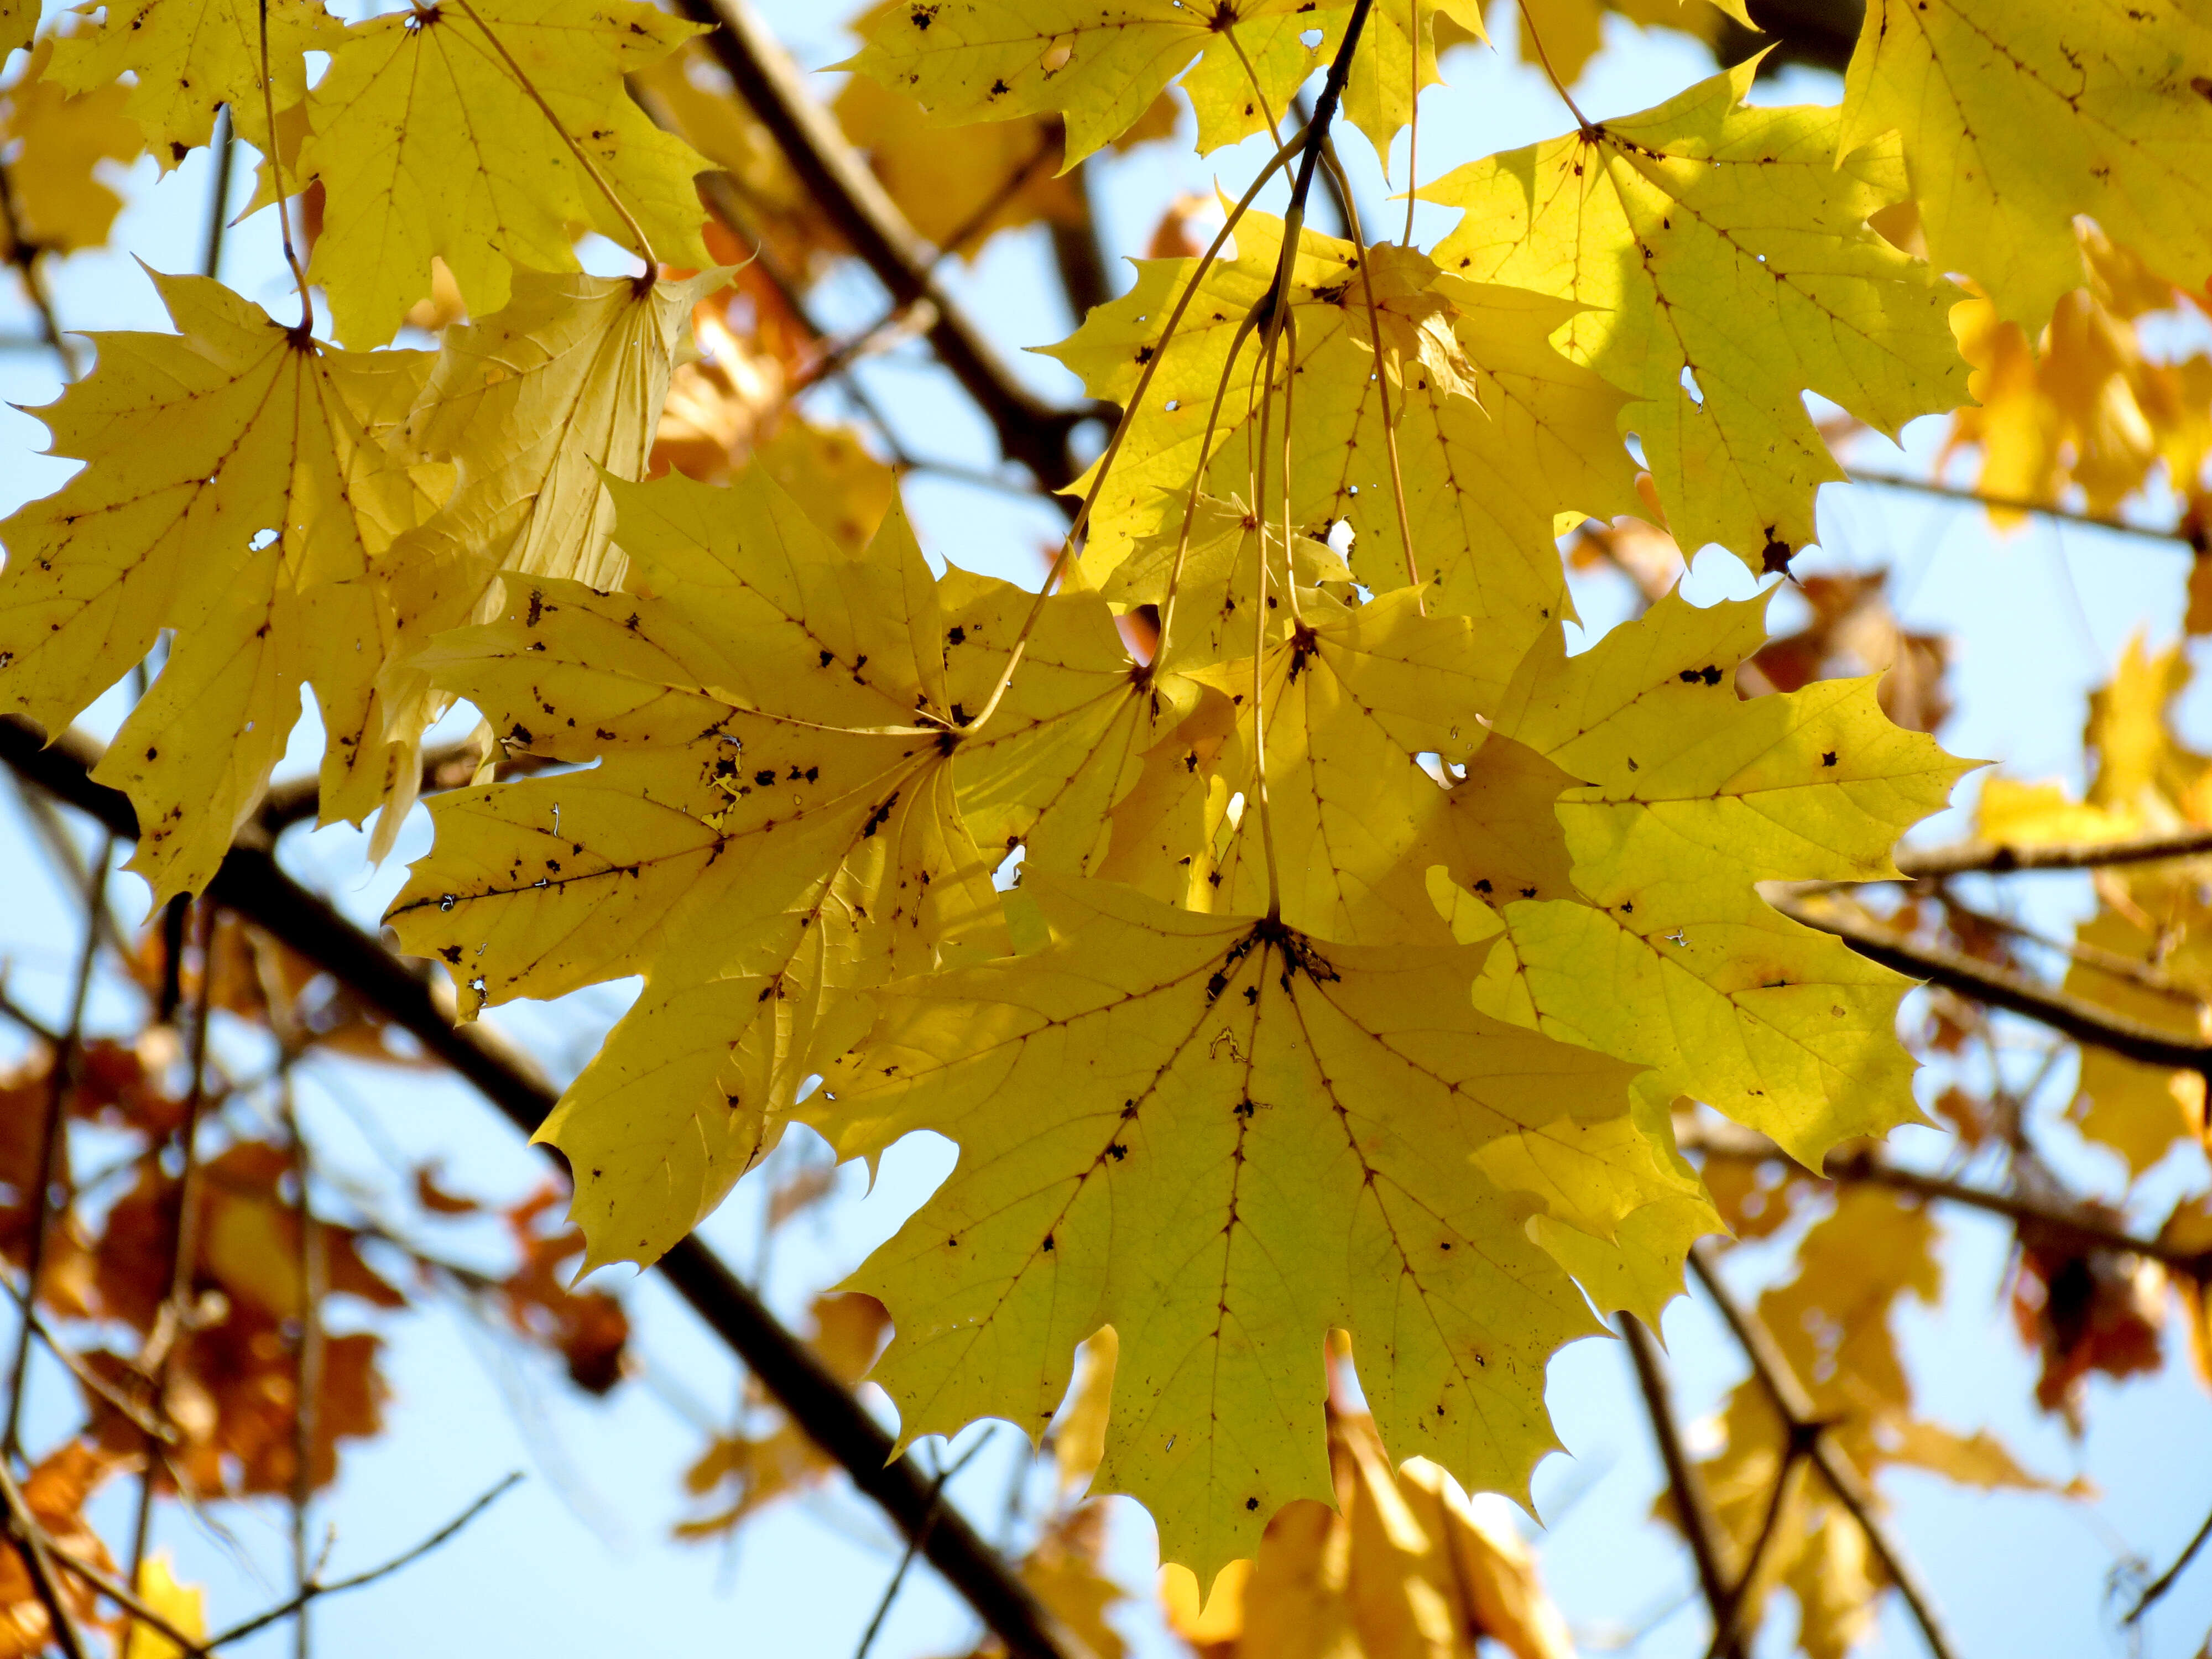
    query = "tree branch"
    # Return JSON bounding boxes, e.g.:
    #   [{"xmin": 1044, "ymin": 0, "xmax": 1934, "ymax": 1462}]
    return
[
  {"xmin": 1844, "ymin": 469, "xmax": 2196, "ymax": 547},
  {"xmin": 1674, "ymin": 1117, "xmax": 2212, "ymax": 1275},
  {"xmin": 0, "ymin": 714, "xmax": 1077, "ymax": 1659},
  {"xmin": 674, "ymin": 0, "xmax": 1098, "ymax": 492},
  {"xmin": 1893, "ymin": 826, "xmax": 2212, "ymax": 879},
  {"xmin": 1686, "ymin": 1243, "xmax": 1960, "ymax": 1659},
  {"xmin": 1619, "ymin": 1313, "xmax": 1744, "ymax": 1659},
  {"xmin": 1764, "ymin": 886, "xmax": 2212, "ymax": 1072},
  {"xmin": 205, "ymin": 1474, "xmax": 523, "ymax": 1648},
  {"xmin": 0, "ymin": 1455, "xmax": 92, "ymax": 1659},
  {"xmin": 2125, "ymin": 1499, "xmax": 2212, "ymax": 1627}
]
